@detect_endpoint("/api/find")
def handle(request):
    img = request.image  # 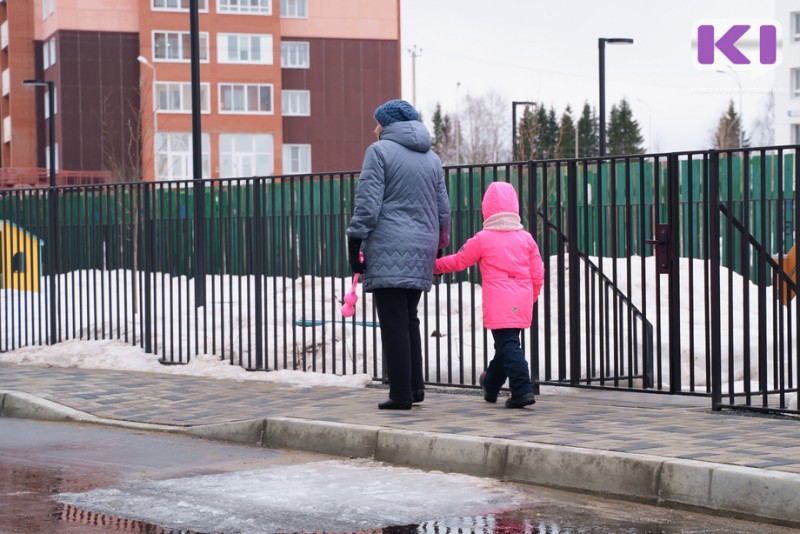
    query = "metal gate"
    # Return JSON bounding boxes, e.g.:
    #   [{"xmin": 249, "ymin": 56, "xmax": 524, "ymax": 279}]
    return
[{"xmin": 526, "ymin": 147, "xmax": 799, "ymax": 414}]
